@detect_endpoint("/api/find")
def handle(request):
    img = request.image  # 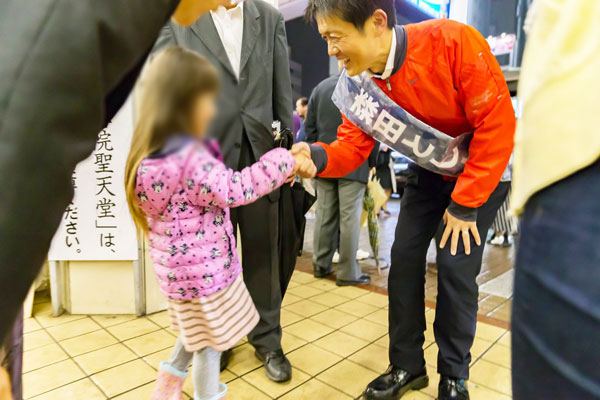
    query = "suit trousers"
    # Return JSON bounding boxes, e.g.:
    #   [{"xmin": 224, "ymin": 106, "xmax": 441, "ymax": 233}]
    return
[
  {"xmin": 313, "ymin": 179, "xmax": 366, "ymax": 281},
  {"xmin": 230, "ymin": 132, "xmax": 282, "ymax": 353},
  {"xmin": 389, "ymin": 166, "xmax": 509, "ymax": 379}
]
